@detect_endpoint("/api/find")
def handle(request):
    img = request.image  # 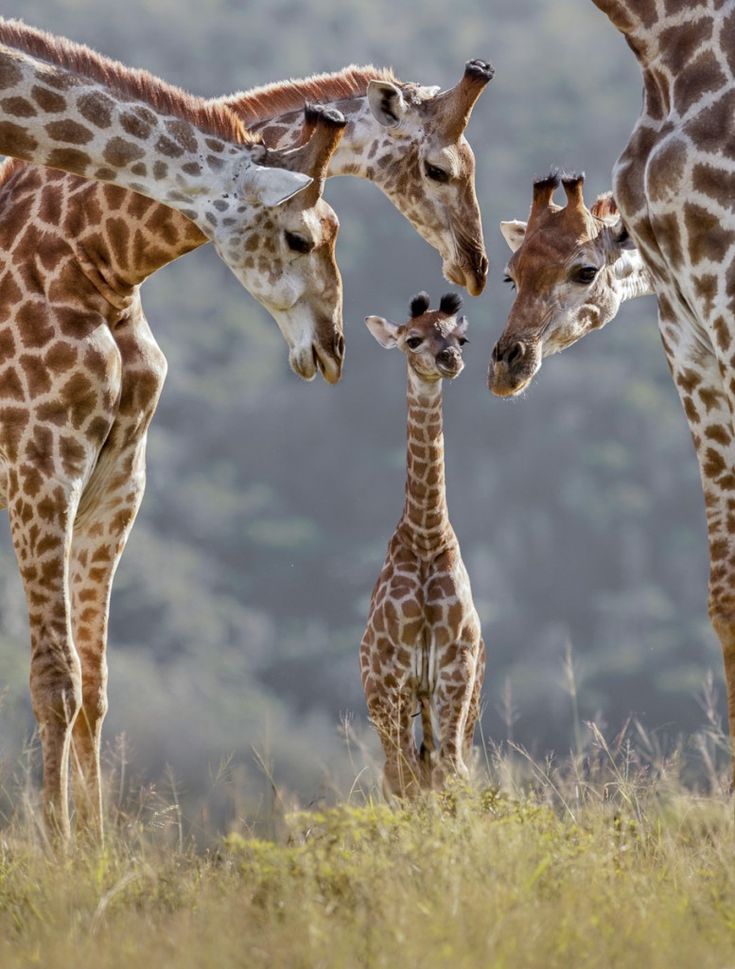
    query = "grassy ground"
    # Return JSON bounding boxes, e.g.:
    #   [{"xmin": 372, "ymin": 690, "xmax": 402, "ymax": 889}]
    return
[{"xmin": 2, "ymin": 723, "xmax": 735, "ymax": 969}]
